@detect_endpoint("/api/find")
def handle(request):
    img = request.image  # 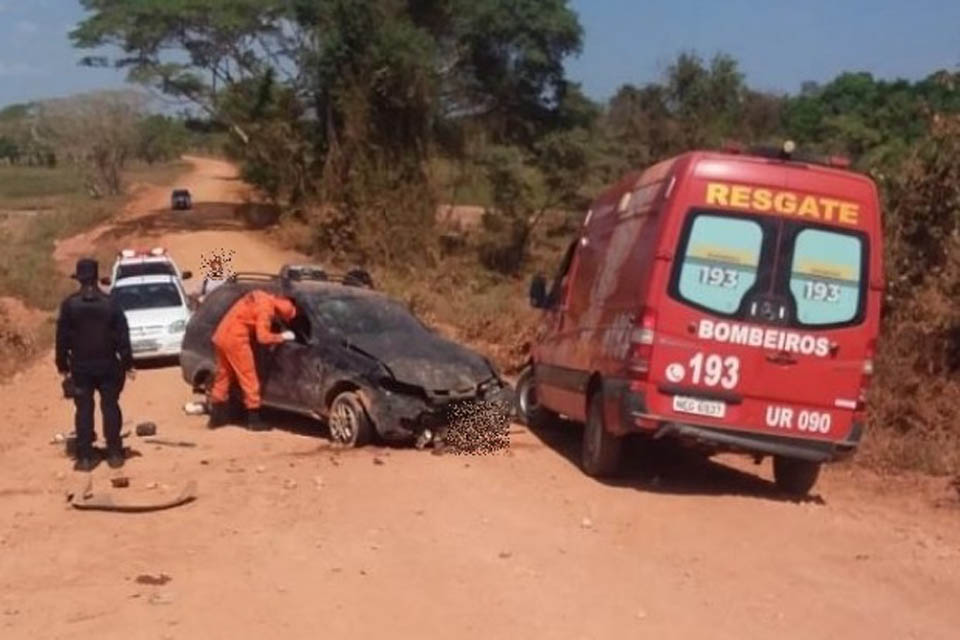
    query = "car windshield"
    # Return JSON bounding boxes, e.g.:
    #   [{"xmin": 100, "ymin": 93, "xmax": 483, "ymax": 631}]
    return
[
  {"xmin": 308, "ymin": 295, "xmax": 426, "ymax": 334},
  {"xmin": 113, "ymin": 283, "xmax": 183, "ymax": 311},
  {"xmin": 117, "ymin": 262, "xmax": 177, "ymax": 279}
]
